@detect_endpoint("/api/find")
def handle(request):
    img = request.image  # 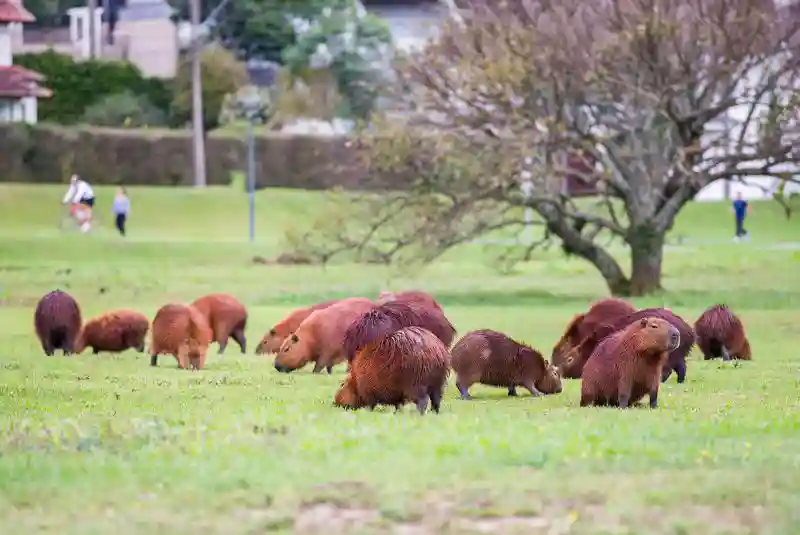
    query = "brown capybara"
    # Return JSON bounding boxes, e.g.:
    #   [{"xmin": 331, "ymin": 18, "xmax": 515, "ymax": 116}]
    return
[
  {"xmin": 580, "ymin": 317, "xmax": 681, "ymax": 409},
  {"xmin": 551, "ymin": 297, "xmax": 636, "ymax": 367},
  {"xmin": 191, "ymin": 293, "xmax": 248, "ymax": 354},
  {"xmin": 451, "ymin": 329, "xmax": 562, "ymax": 399},
  {"xmin": 561, "ymin": 308, "xmax": 695, "ymax": 384},
  {"xmin": 377, "ymin": 290, "xmax": 444, "ymax": 312},
  {"xmin": 274, "ymin": 297, "xmax": 376, "ymax": 374},
  {"xmin": 342, "ymin": 300, "xmax": 456, "ymax": 361},
  {"xmin": 694, "ymin": 304, "xmax": 752, "ymax": 361},
  {"xmin": 74, "ymin": 309, "xmax": 149, "ymax": 355},
  {"xmin": 34, "ymin": 289, "xmax": 82, "ymax": 356},
  {"xmin": 254, "ymin": 299, "xmax": 341, "ymax": 355},
  {"xmin": 149, "ymin": 304, "xmax": 213, "ymax": 370},
  {"xmin": 334, "ymin": 326, "xmax": 450, "ymax": 414}
]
